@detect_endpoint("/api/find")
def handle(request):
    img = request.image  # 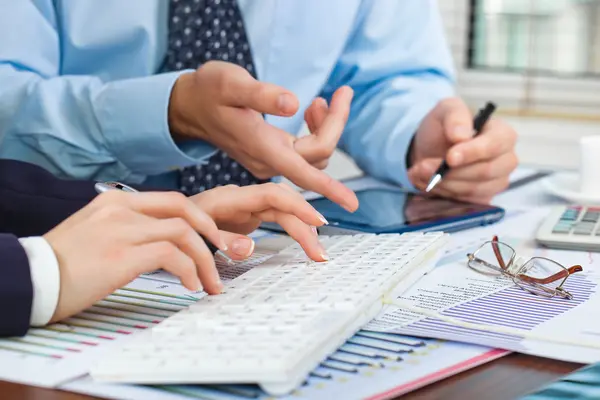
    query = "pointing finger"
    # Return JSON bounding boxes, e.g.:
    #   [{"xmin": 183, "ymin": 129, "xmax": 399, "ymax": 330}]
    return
[{"xmin": 269, "ymin": 145, "xmax": 358, "ymax": 212}]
